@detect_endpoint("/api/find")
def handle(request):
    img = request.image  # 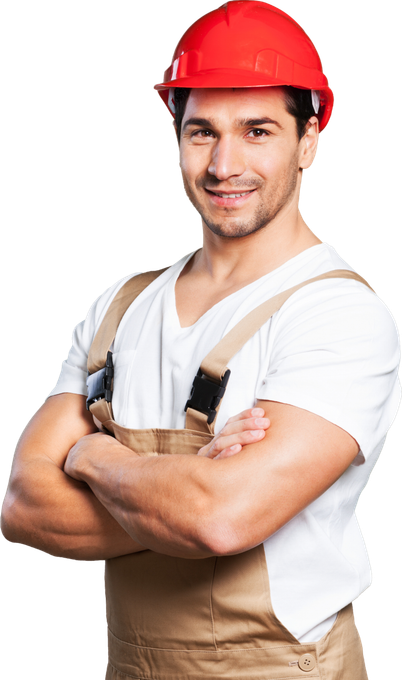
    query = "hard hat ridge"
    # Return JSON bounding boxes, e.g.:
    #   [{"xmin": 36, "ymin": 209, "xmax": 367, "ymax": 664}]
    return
[{"xmin": 154, "ymin": 1, "xmax": 334, "ymax": 131}]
